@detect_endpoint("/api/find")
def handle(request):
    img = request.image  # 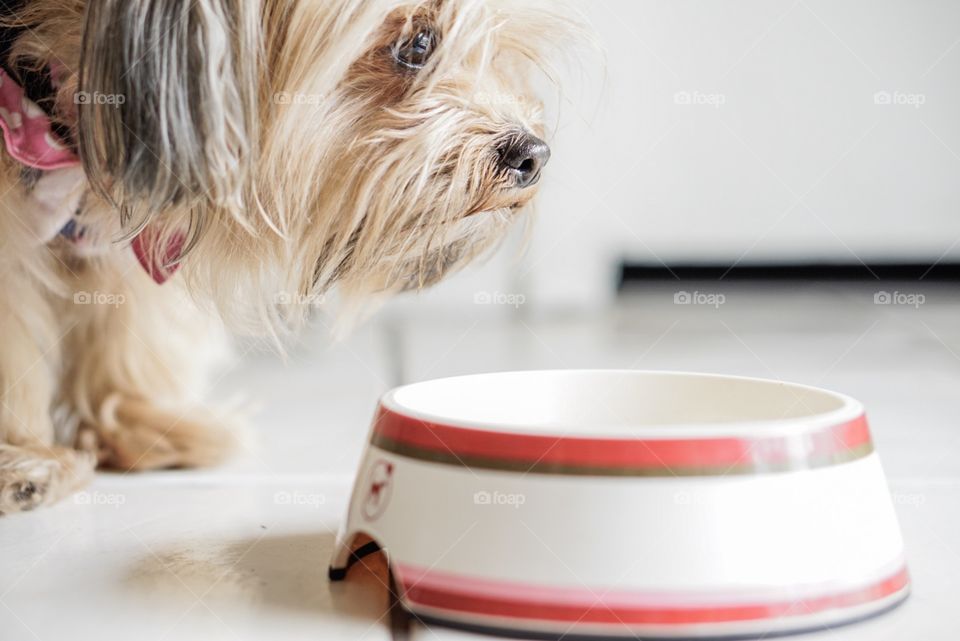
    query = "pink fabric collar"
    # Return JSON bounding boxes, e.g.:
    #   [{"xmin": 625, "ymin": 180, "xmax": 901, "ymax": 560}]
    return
[
  {"xmin": 0, "ymin": 68, "xmax": 181, "ymax": 284},
  {"xmin": 0, "ymin": 68, "xmax": 76, "ymax": 169}
]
